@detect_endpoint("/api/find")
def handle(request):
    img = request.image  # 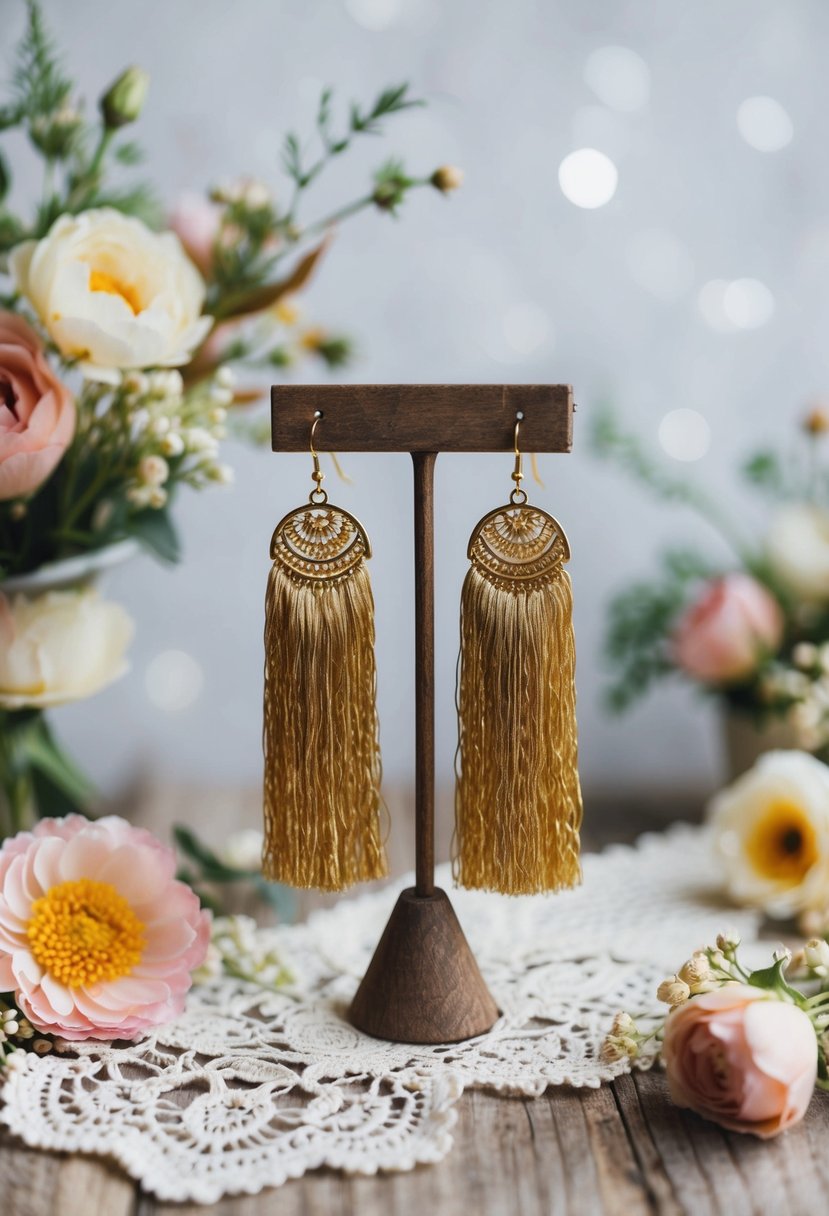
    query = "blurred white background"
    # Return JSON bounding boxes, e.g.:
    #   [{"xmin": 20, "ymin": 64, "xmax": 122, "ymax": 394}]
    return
[{"xmin": 8, "ymin": 0, "xmax": 828, "ymax": 799}]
